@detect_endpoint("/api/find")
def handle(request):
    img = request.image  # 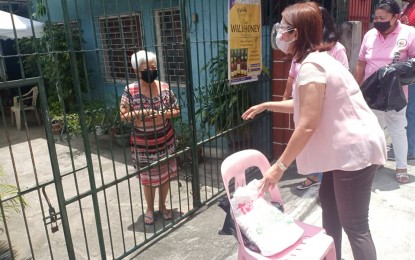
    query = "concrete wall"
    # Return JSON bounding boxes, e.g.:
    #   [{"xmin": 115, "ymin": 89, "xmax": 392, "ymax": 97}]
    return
[{"xmin": 339, "ymin": 21, "xmax": 362, "ymax": 73}]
